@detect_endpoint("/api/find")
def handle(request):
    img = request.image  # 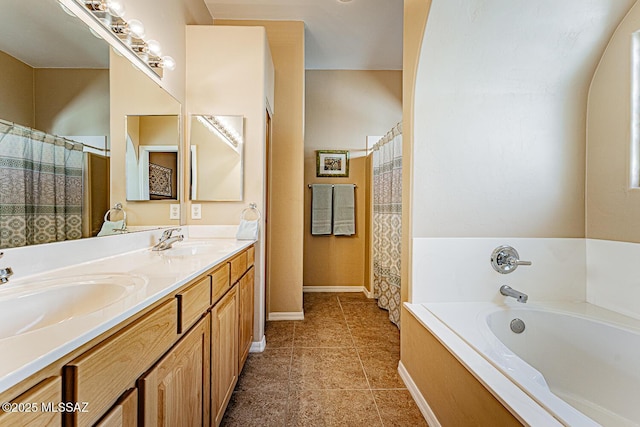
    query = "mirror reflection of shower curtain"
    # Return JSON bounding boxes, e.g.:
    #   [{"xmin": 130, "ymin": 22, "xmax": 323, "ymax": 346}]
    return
[
  {"xmin": 0, "ymin": 123, "xmax": 83, "ymax": 248},
  {"xmin": 372, "ymin": 123, "xmax": 402, "ymax": 327}
]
